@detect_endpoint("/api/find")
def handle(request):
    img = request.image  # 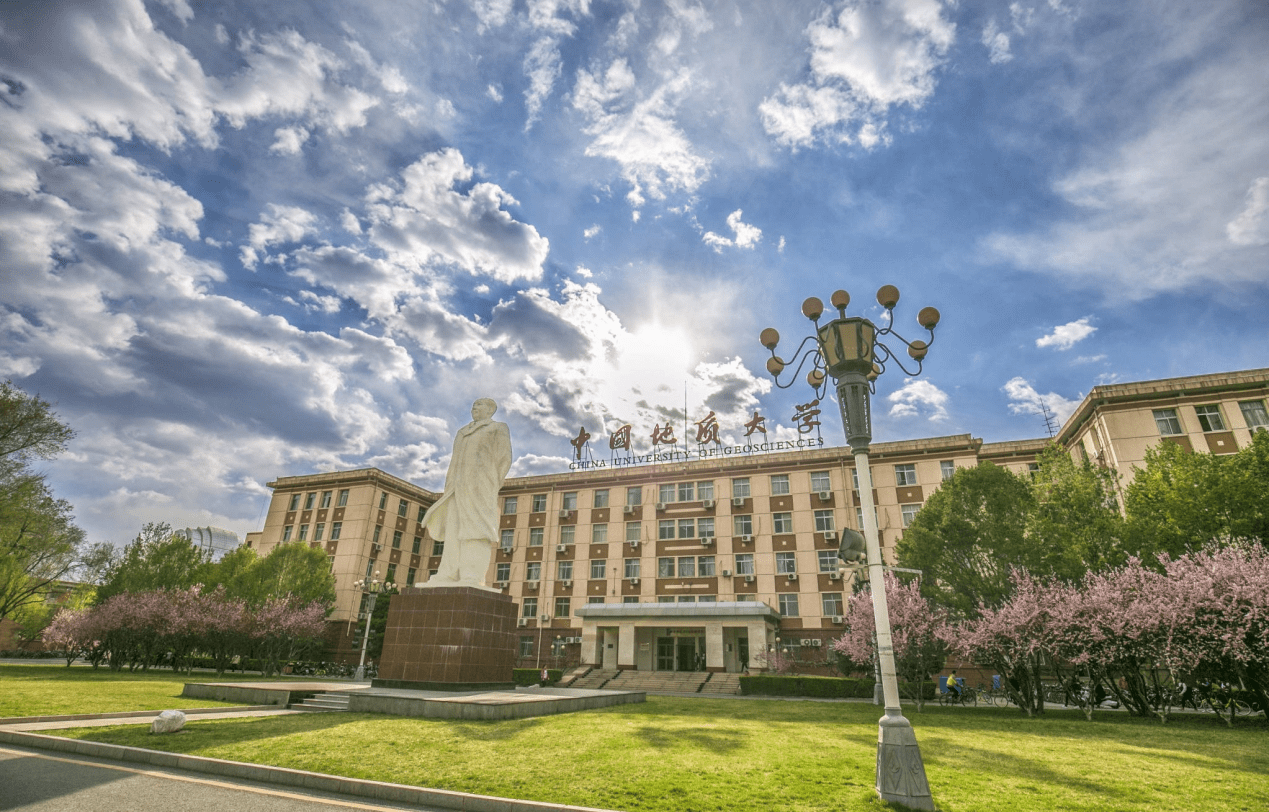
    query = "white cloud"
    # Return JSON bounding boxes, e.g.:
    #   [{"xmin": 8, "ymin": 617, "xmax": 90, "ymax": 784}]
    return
[
  {"xmin": 241, "ymin": 204, "xmax": 320, "ymax": 269},
  {"xmin": 583, "ymin": 224, "xmax": 602, "ymax": 240},
  {"xmin": 1036, "ymin": 317, "xmax": 1096, "ymax": 350},
  {"xmin": 982, "ymin": 19, "xmax": 1012, "ymax": 63},
  {"xmin": 487, "ymin": 84, "xmax": 504, "ymax": 103},
  {"xmin": 1002, "ymin": 377, "xmax": 1080, "ymax": 425},
  {"xmin": 1226, "ymin": 177, "xmax": 1269, "ymax": 246},
  {"xmin": 761, "ymin": 0, "xmax": 956, "ymax": 148},
  {"xmin": 269, "ymin": 126, "xmax": 309, "ymax": 155},
  {"xmin": 524, "ymin": 37, "xmax": 564, "ymax": 127},
  {"xmin": 887, "ymin": 378, "xmax": 949, "ymax": 421},
  {"xmin": 702, "ymin": 209, "xmax": 762, "ymax": 251}
]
